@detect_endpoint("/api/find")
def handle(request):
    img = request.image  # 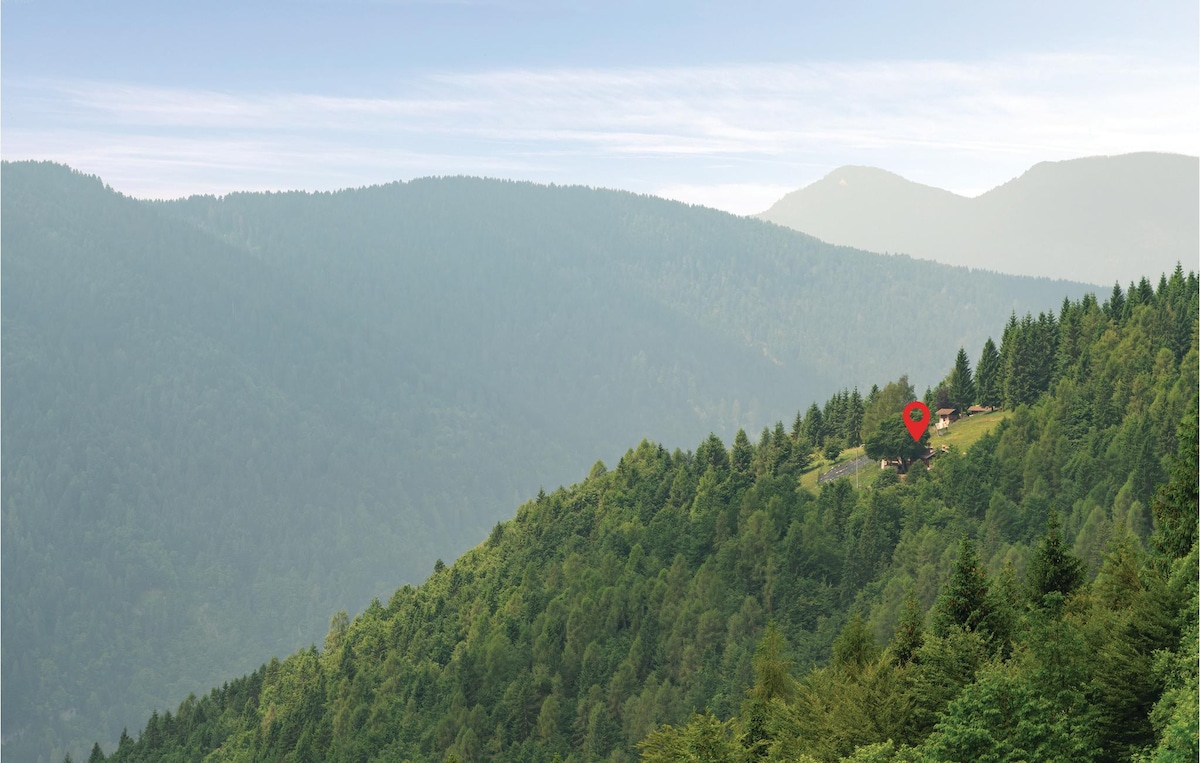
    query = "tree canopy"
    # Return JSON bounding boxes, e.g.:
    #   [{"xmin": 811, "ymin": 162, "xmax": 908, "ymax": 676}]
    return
[
  {"xmin": 82, "ymin": 266, "xmax": 1198, "ymax": 763},
  {"xmin": 863, "ymin": 412, "xmax": 929, "ymax": 473}
]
